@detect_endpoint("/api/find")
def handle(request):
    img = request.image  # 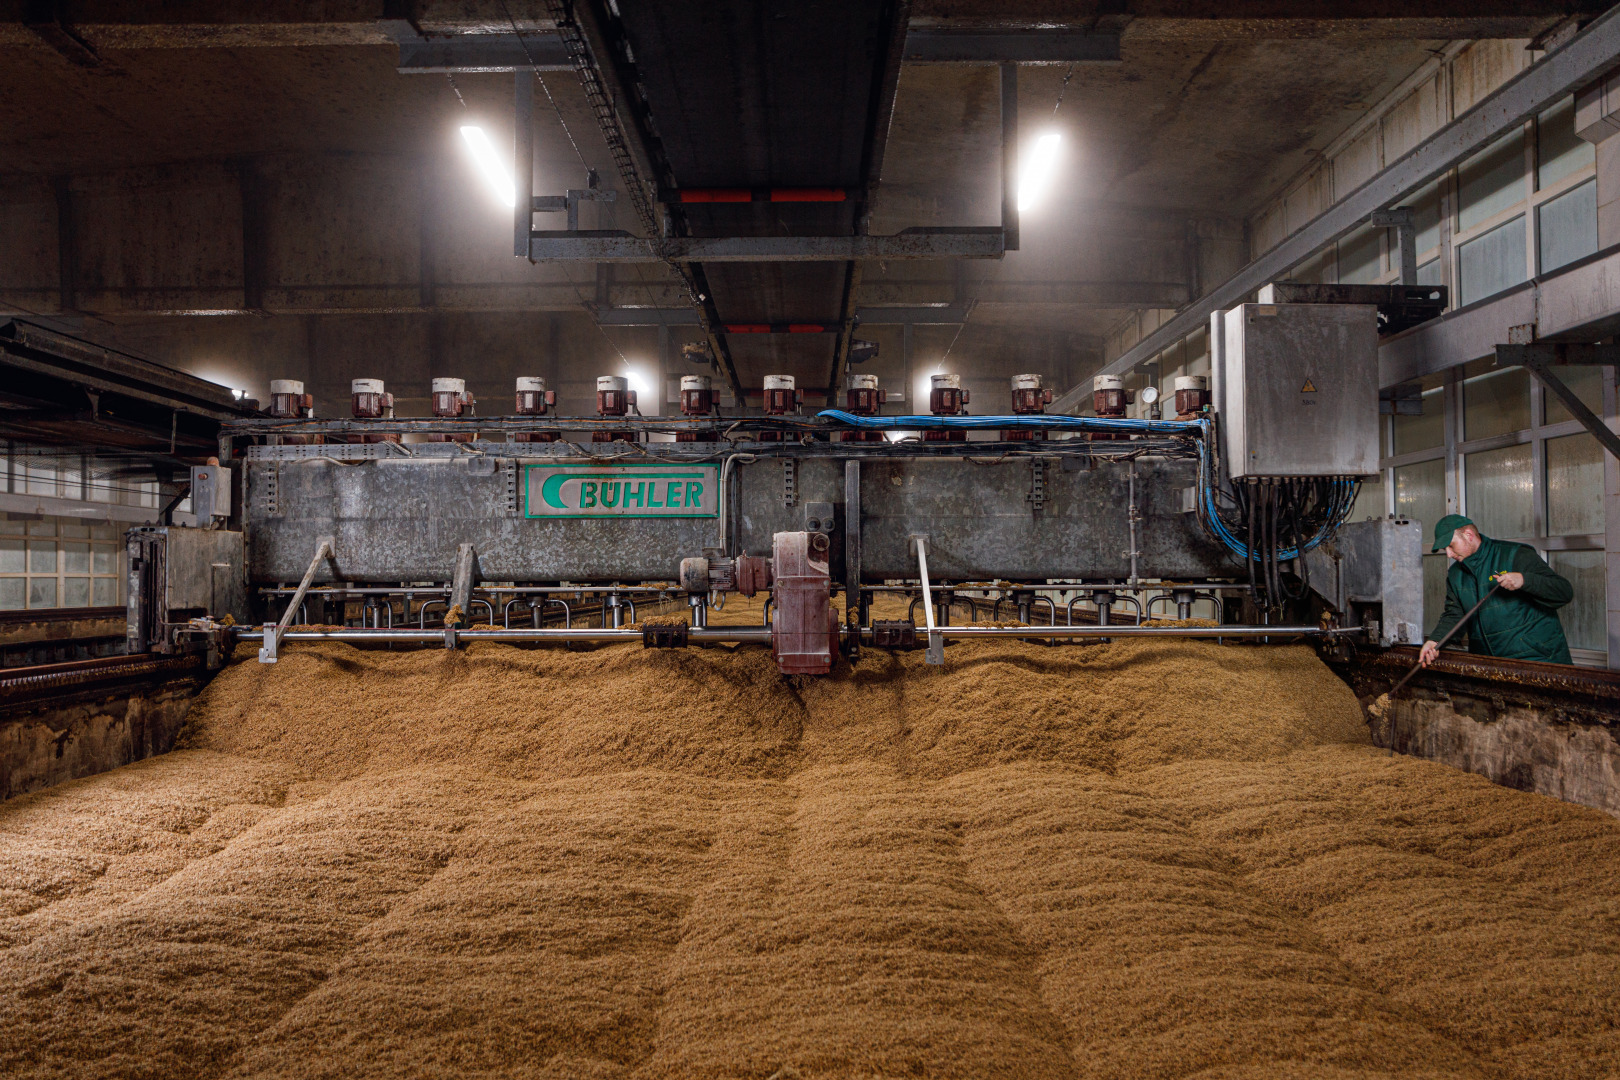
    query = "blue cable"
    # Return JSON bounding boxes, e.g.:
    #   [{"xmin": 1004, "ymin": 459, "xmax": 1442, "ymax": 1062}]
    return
[{"xmin": 814, "ymin": 409, "xmax": 1202, "ymax": 436}]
